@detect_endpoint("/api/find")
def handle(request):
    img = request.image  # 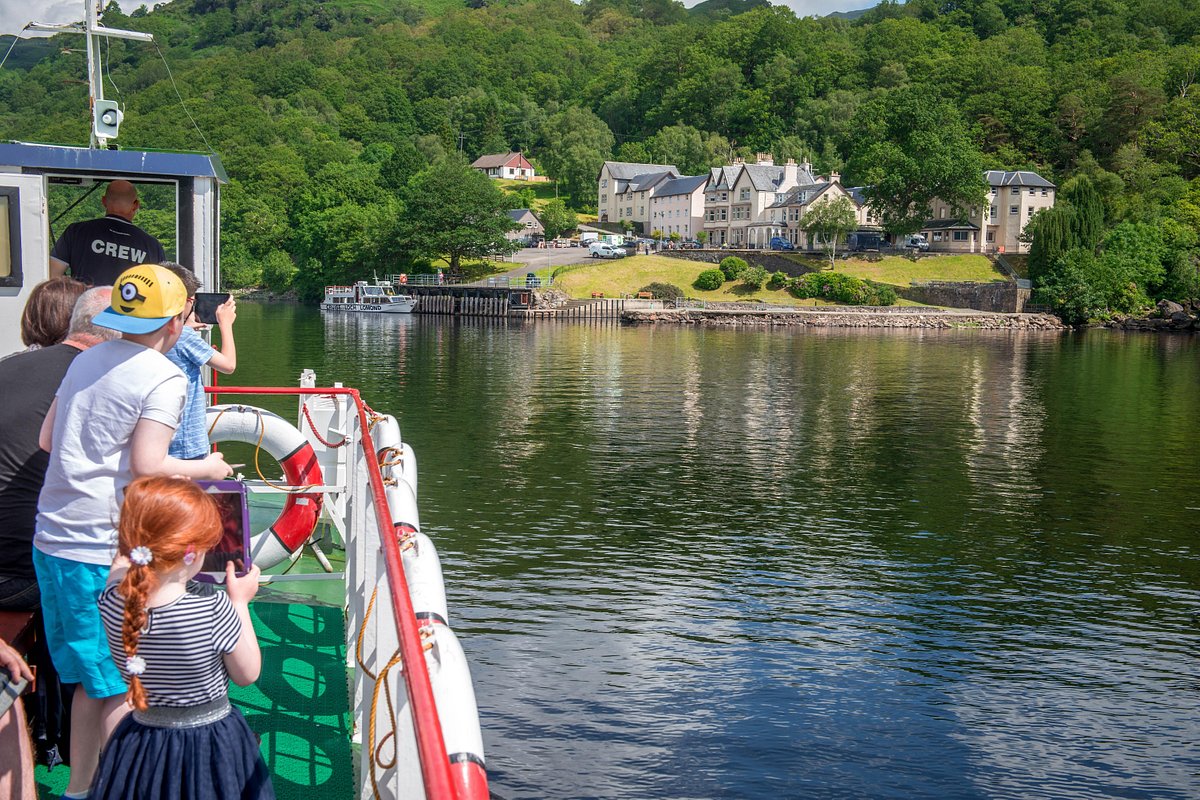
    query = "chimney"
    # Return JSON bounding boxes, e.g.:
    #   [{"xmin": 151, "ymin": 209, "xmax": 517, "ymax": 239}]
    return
[
  {"xmin": 732, "ymin": 156, "xmax": 744, "ymax": 165},
  {"xmin": 782, "ymin": 159, "xmax": 798, "ymax": 186},
  {"xmin": 800, "ymin": 160, "xmax": 812, "ymax": 176},
  {"xmin": 830, "ymin": 171, "xmax": 841, "ymax": 184},
  {"xmin": 756, "ymin": 152, "xmax": 773, "ymax": 165}
]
